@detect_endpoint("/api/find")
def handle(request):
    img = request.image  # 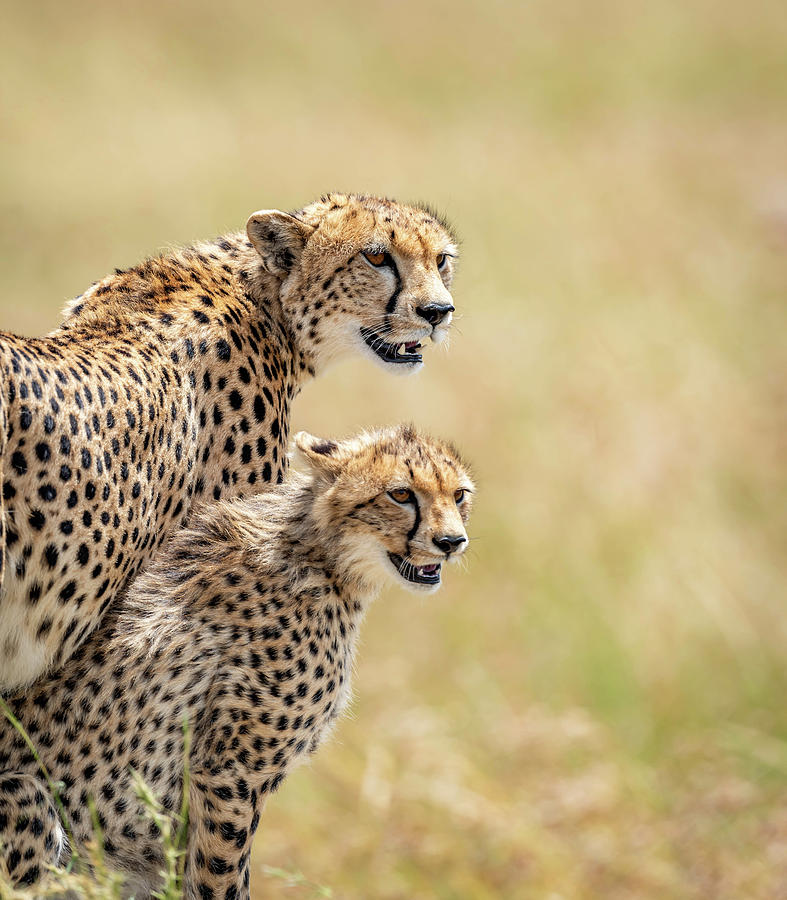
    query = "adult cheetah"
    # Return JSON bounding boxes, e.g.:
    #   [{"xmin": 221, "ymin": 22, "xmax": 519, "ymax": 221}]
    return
[
  {"xmin": 0, "ymin": 194, "xmax": 458, "ymax": 690},
  {"xmin": 0, "ymin": 424, "xmax": 474, "ymax": 898}
]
